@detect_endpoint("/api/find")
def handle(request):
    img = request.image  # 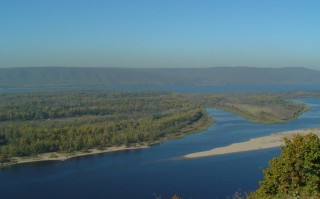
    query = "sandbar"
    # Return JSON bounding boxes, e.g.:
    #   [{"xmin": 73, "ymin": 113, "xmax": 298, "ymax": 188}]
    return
[
  {"xmin": 184, "ymin": 128, "xmax": 320, "ymax": 159},
  {"xmin": 4, "ymin": 145, "xmax": 148, "ymax": 167}
]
